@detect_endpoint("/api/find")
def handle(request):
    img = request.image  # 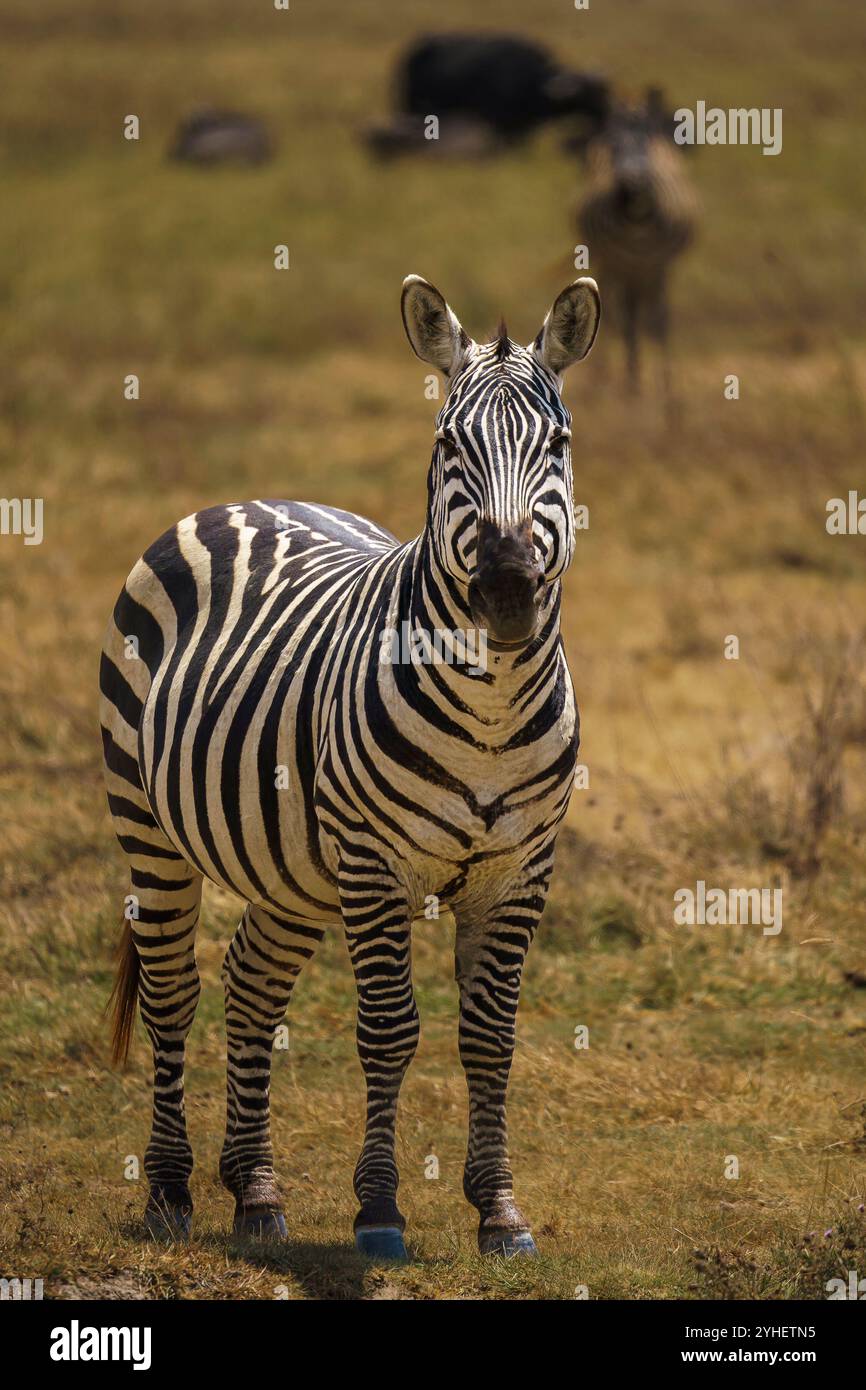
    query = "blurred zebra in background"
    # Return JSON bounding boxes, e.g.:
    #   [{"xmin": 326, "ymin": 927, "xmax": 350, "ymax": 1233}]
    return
[{"xmin": 577, "ymin": 88, "xmax": 698, "ymax": 400}]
